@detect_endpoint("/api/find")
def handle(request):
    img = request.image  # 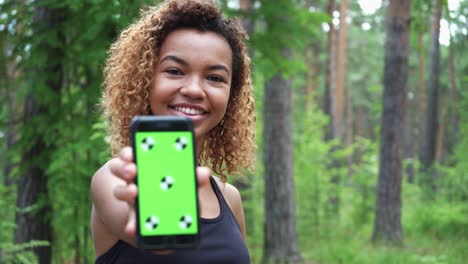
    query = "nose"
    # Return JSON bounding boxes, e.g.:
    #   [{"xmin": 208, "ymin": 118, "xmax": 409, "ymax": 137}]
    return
[{"xmin": 180, "ymin": 76, "xmax": 206, "ymax": 99}]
